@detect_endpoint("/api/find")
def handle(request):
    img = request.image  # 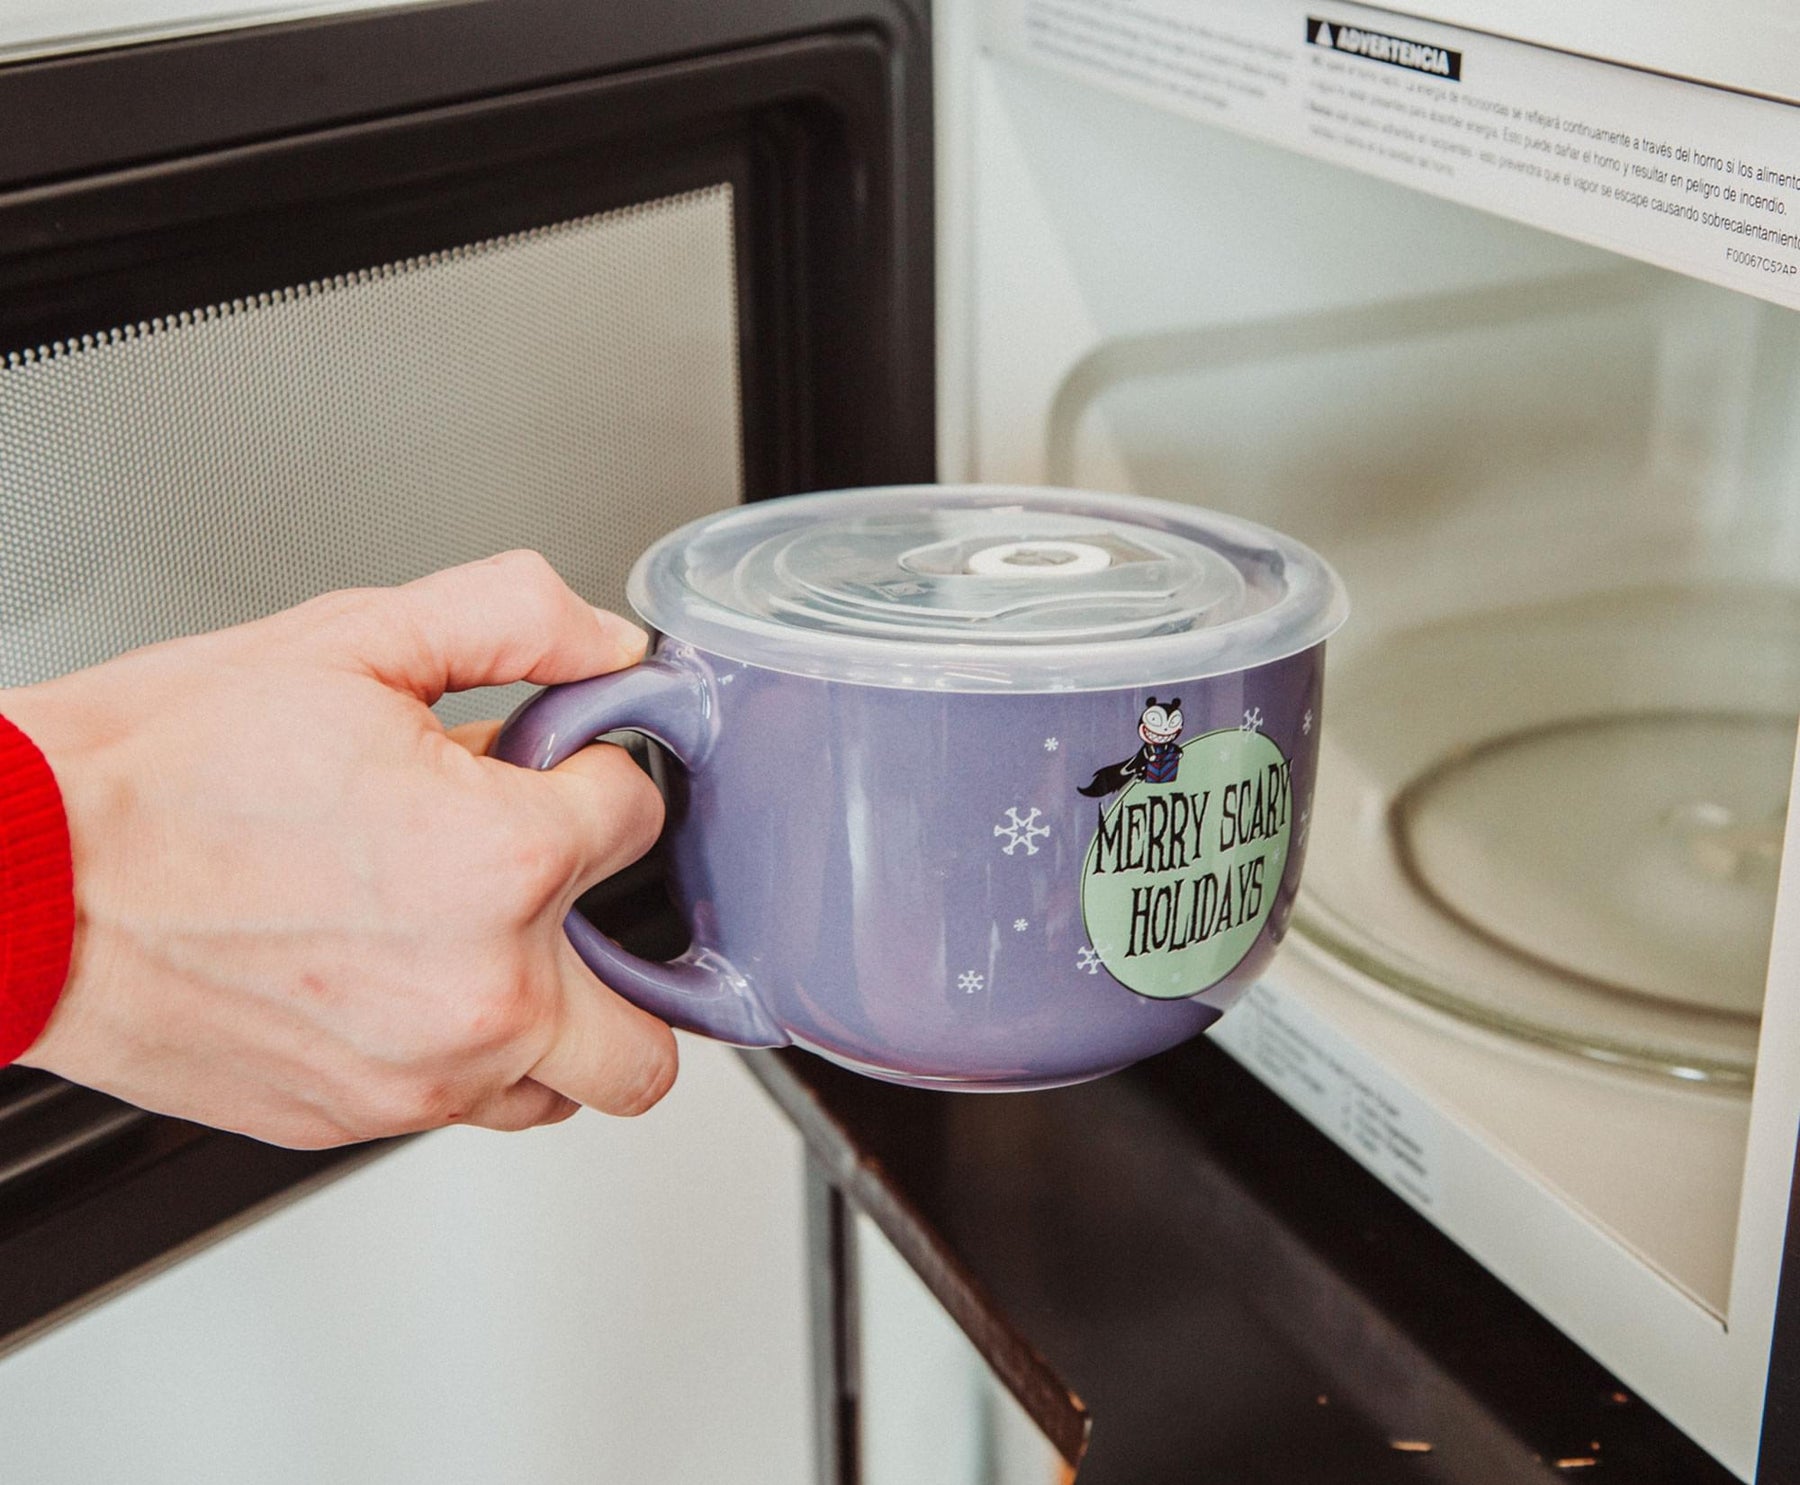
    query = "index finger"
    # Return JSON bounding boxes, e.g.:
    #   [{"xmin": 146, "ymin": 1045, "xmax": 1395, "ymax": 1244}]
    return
[{"xmin": 322, "ymin": 551, "xmax": 650, "ymax": 702}]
